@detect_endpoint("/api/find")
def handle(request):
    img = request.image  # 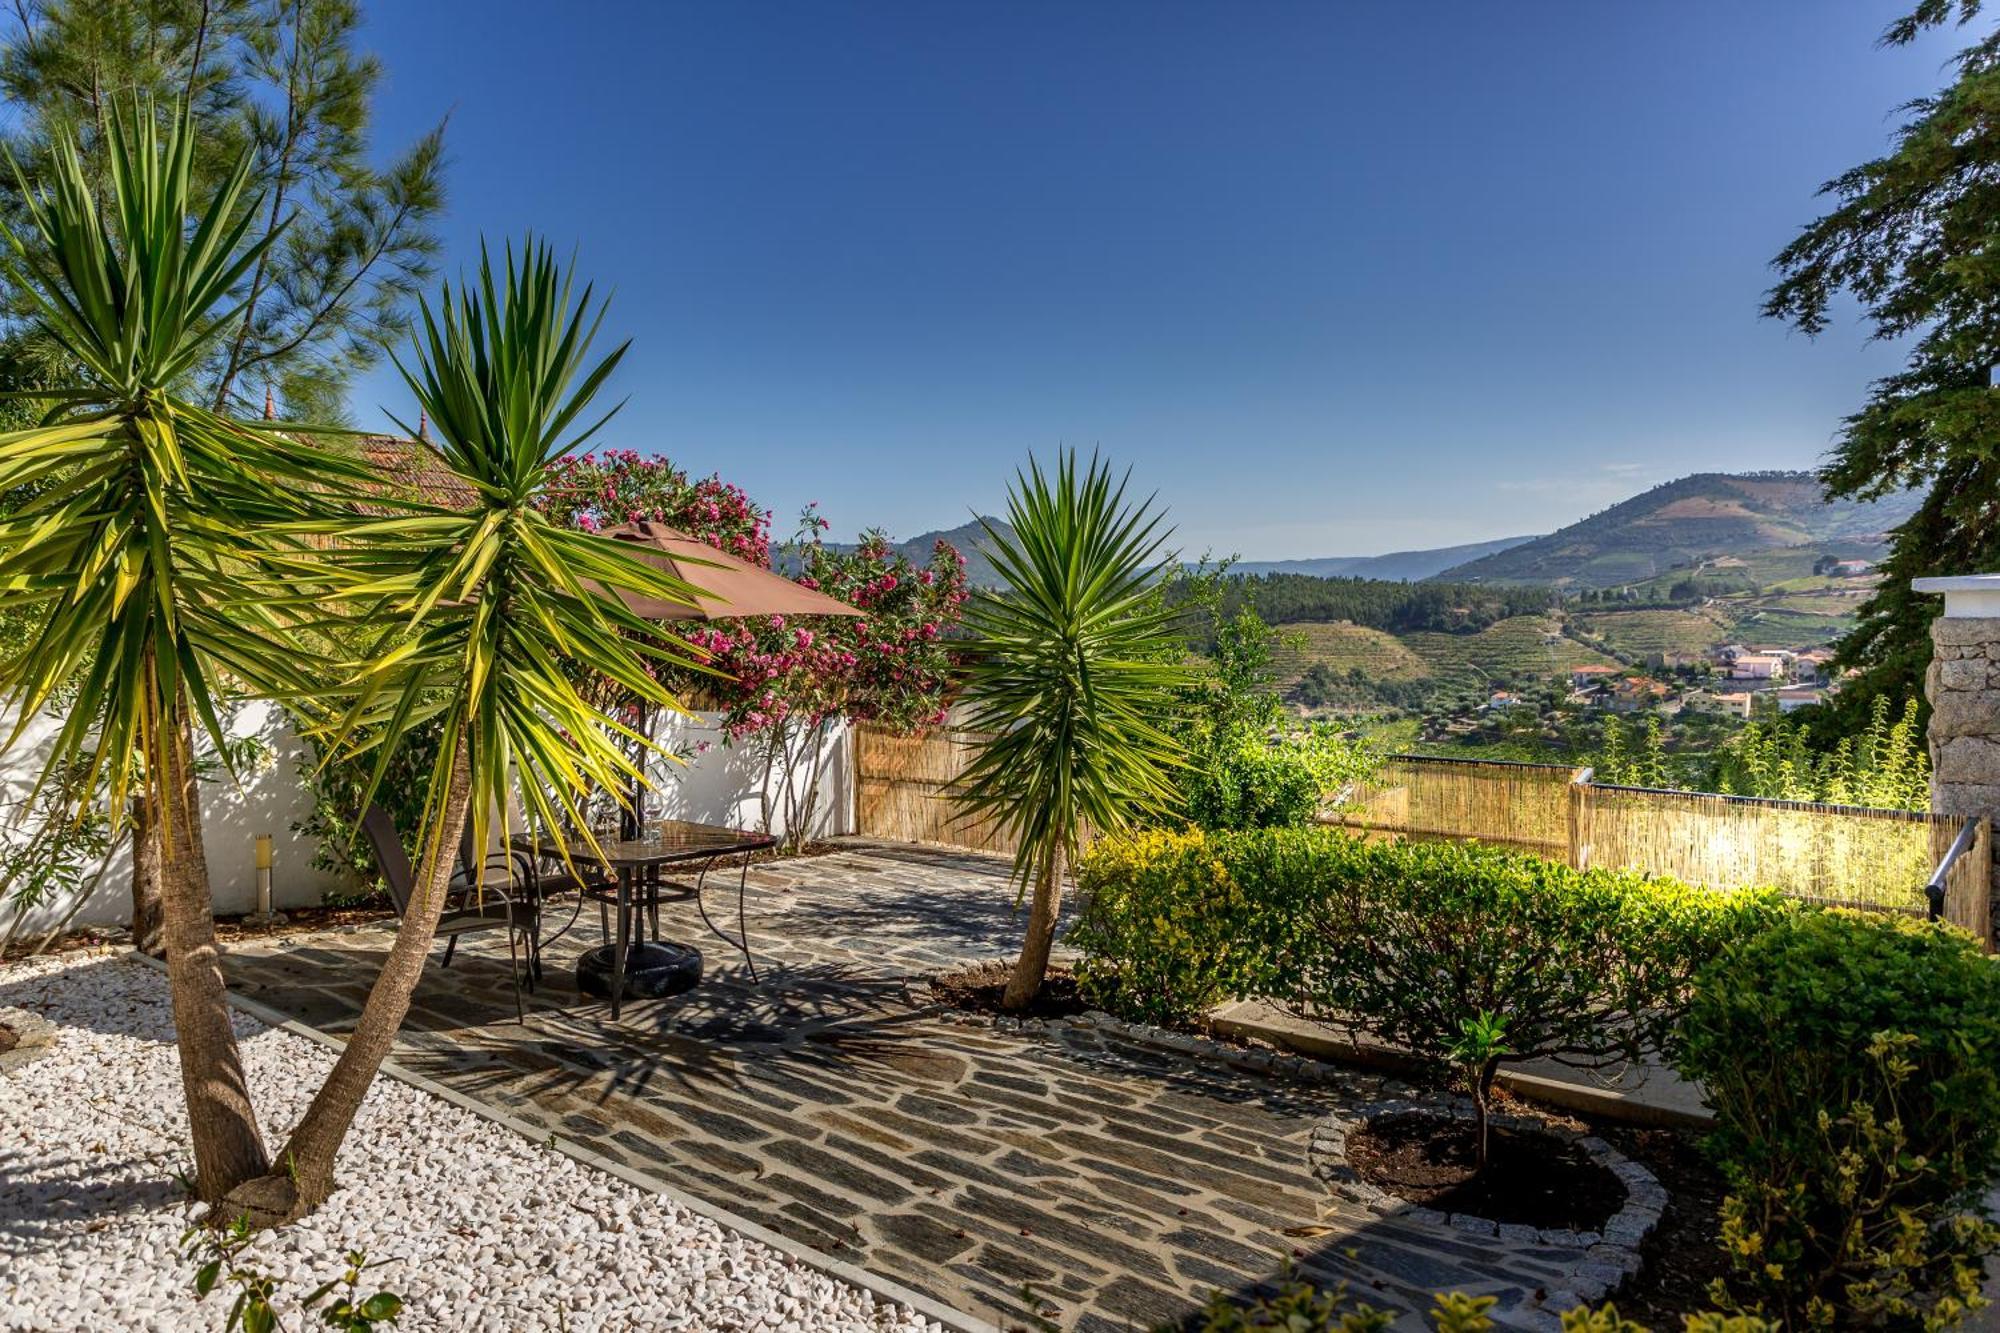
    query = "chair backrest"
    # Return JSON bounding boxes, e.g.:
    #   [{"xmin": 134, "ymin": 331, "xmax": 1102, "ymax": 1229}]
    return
[
  {"xmin": 358, "ymin": 805, "xmax": 418, "ymax": 918},
  {"xmin": 458, "ymin": 818, "xmax": 484, "ymax": 889}
]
